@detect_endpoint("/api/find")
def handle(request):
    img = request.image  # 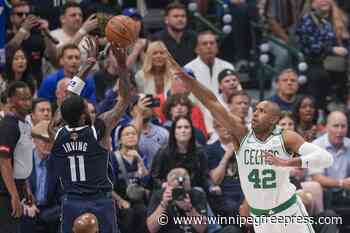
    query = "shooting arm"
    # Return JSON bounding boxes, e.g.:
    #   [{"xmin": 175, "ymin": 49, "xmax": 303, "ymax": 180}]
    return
[{"xmin": 98, "ymin": 68, "xmax": 130, "ymax": 140}]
